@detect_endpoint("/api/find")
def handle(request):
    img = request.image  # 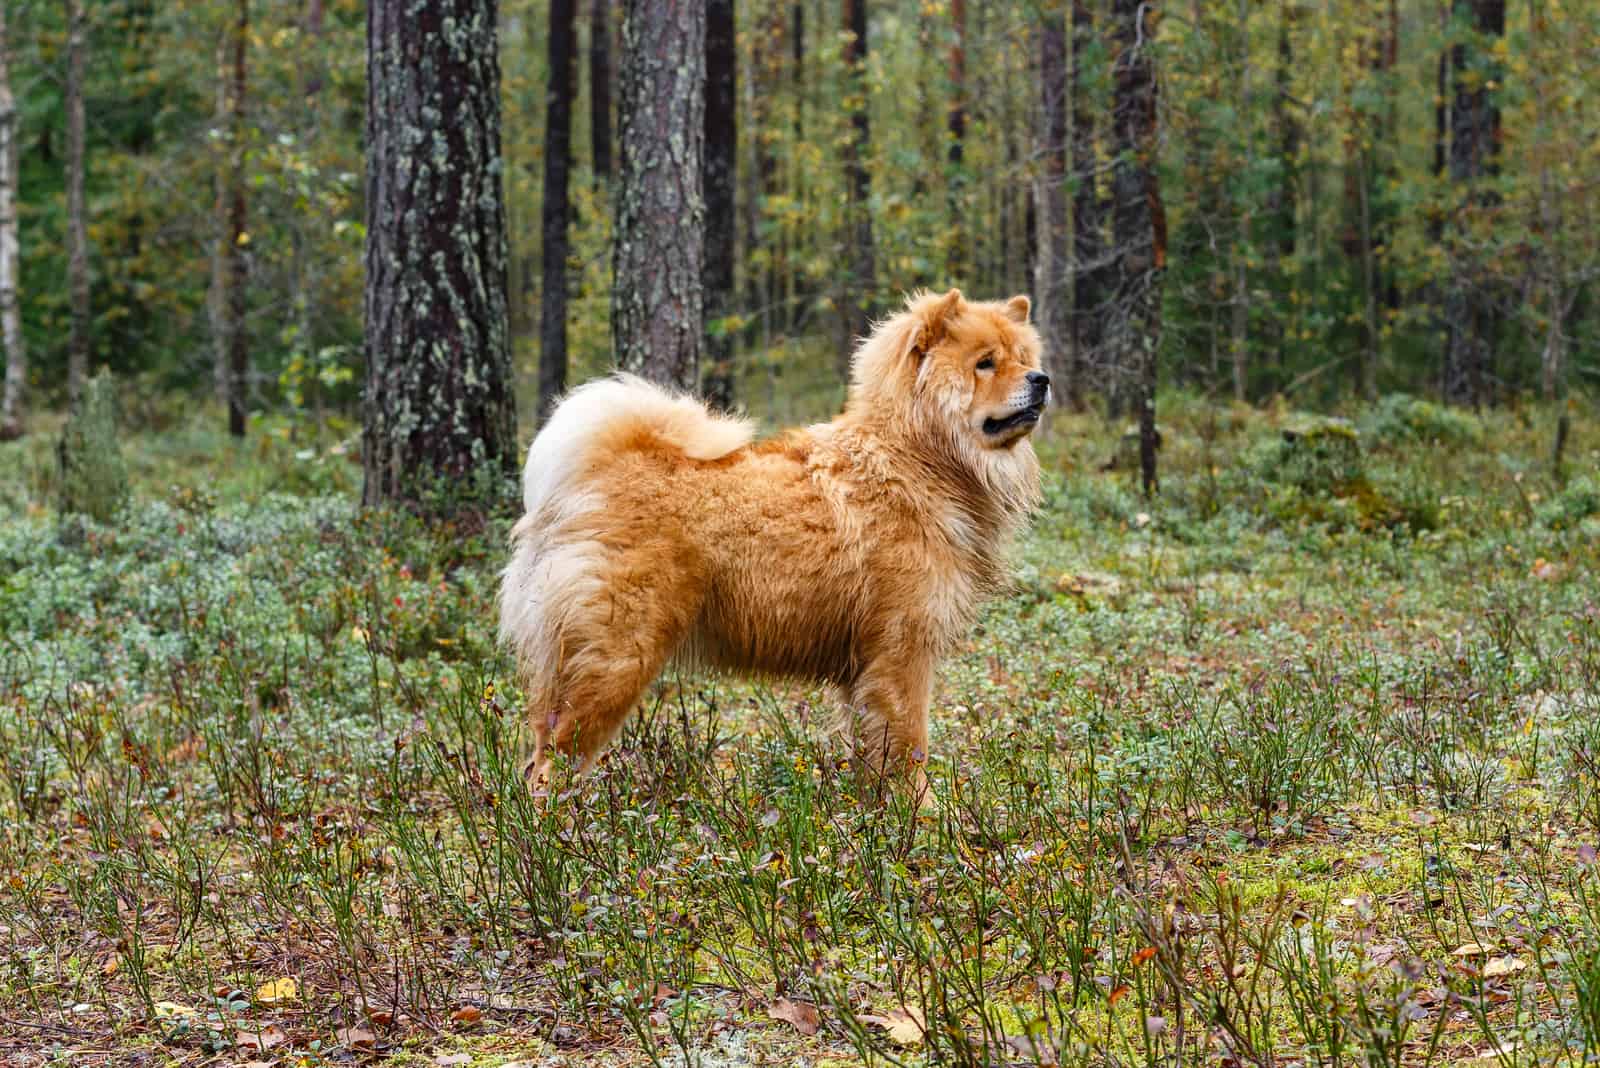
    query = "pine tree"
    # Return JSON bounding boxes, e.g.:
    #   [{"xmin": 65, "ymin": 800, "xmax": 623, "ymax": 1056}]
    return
[
  {"xmin": 611, "ymin": 0, "xmax": 705, "ymax": 389},
  {"xmin": 703, "ymin": 0, "xmax": 737, "ymax": 408},
  {"xmin": 538, "ymin": 0, "xmax": 575, "ymax": 421},
  {"xmin": 362, "ymin": 0, "xmax": 518, "ymax": 508}
]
